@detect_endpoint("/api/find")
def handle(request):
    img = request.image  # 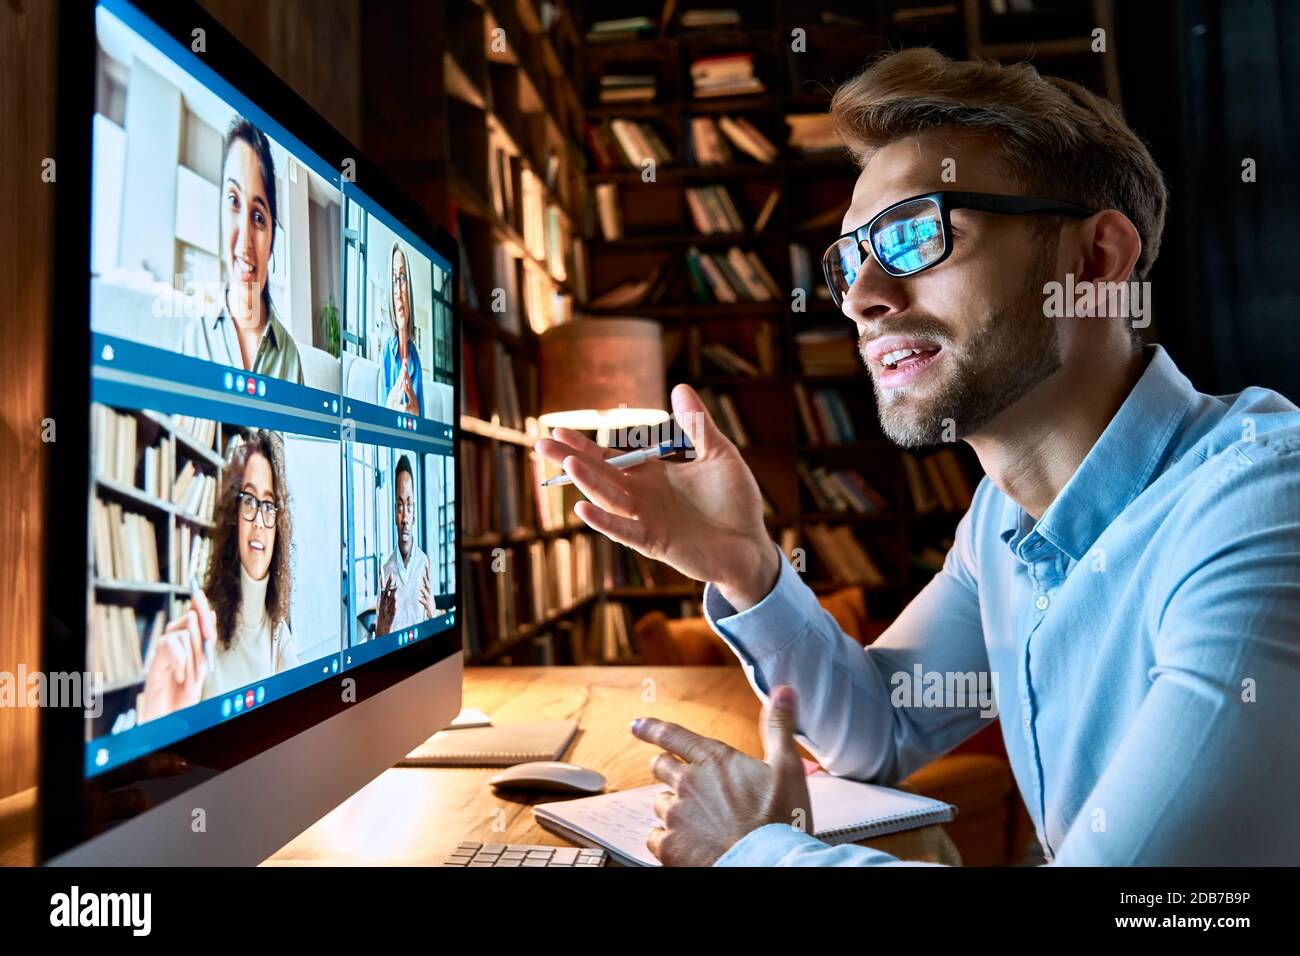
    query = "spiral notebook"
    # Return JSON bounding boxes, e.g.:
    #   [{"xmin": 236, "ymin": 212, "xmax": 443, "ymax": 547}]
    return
[
  {"xmin": 534, "ymin": 774, "xmax": 955, "ymax": 866},
  {"xmin": 399, "ymin": 720, "xmax": 577, "ymax": 767}
]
